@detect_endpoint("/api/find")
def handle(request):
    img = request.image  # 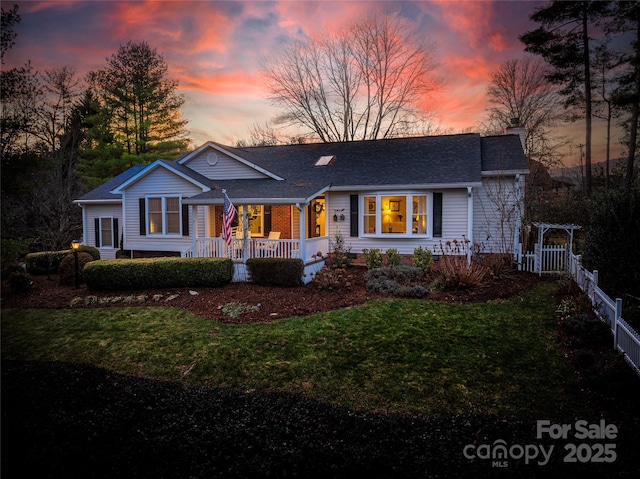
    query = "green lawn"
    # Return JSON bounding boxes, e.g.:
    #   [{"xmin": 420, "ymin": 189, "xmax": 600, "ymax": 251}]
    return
[{"xmin": 1, "ymin": 281, "xmax": 584, "ymax": 418}]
